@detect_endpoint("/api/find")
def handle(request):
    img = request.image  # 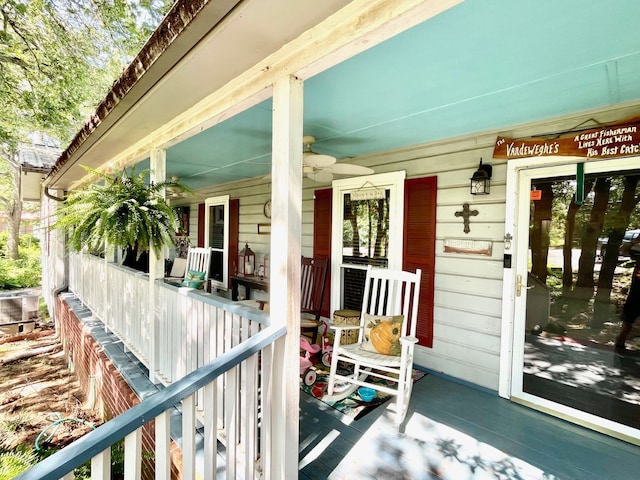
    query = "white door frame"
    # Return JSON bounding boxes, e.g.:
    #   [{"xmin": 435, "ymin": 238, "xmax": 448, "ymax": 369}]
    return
[{"xmin": 329, "ymin": 171, "xmax": 406, "ymax": 315}]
